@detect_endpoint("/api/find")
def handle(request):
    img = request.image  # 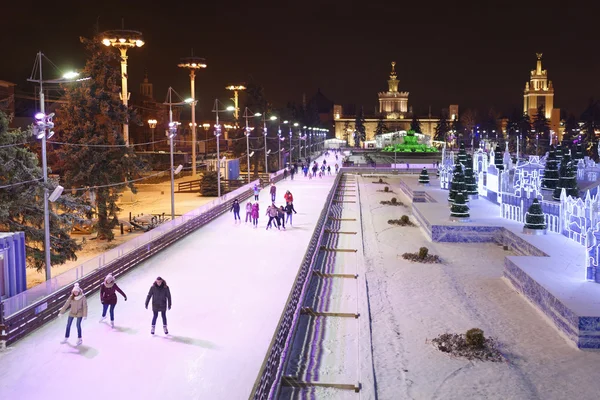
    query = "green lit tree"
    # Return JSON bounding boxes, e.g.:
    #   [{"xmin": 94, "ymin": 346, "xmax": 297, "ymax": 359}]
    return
[
  {"xmin": 552, "ymin": 154, "xmax": 579, "ymax": 200},
  {"xmin": 450, "ymin": 192, "xmax": 470, "ymax": 219},
  {"xmin": 0, "ymin": 111, "xmax": 84, "ymax": 271},
  {"xmin": 494, "ymin": 143, "xmax": 504, "ymax": 171},
  {"xmin": 418, "ymin": 167, "xmax": 430, "ymax": 185},
  {"xmin": 52, "ymin": 37, "xmax": 144, "ymax": 241},
  {"xmin": 524, "ymin": 198, "xmax": 547, "ymax": 231},
  {"xmin": 464, "ymin": 154, "xmax": 477, "ymax": 196},
  {"xmin": 448, "ymin": 164, "xmax": 468, "ymax": 204},
  {"xmin": 410, "ymin": 114, "xmax": 422, "ymax": 133},
  {"xmin": 542, "ymin": 147, "xmax": 559, "ymax": 191},
  {"xmin": 555, "ymin": 143, "xmax": 563, "ymax": 160}
]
